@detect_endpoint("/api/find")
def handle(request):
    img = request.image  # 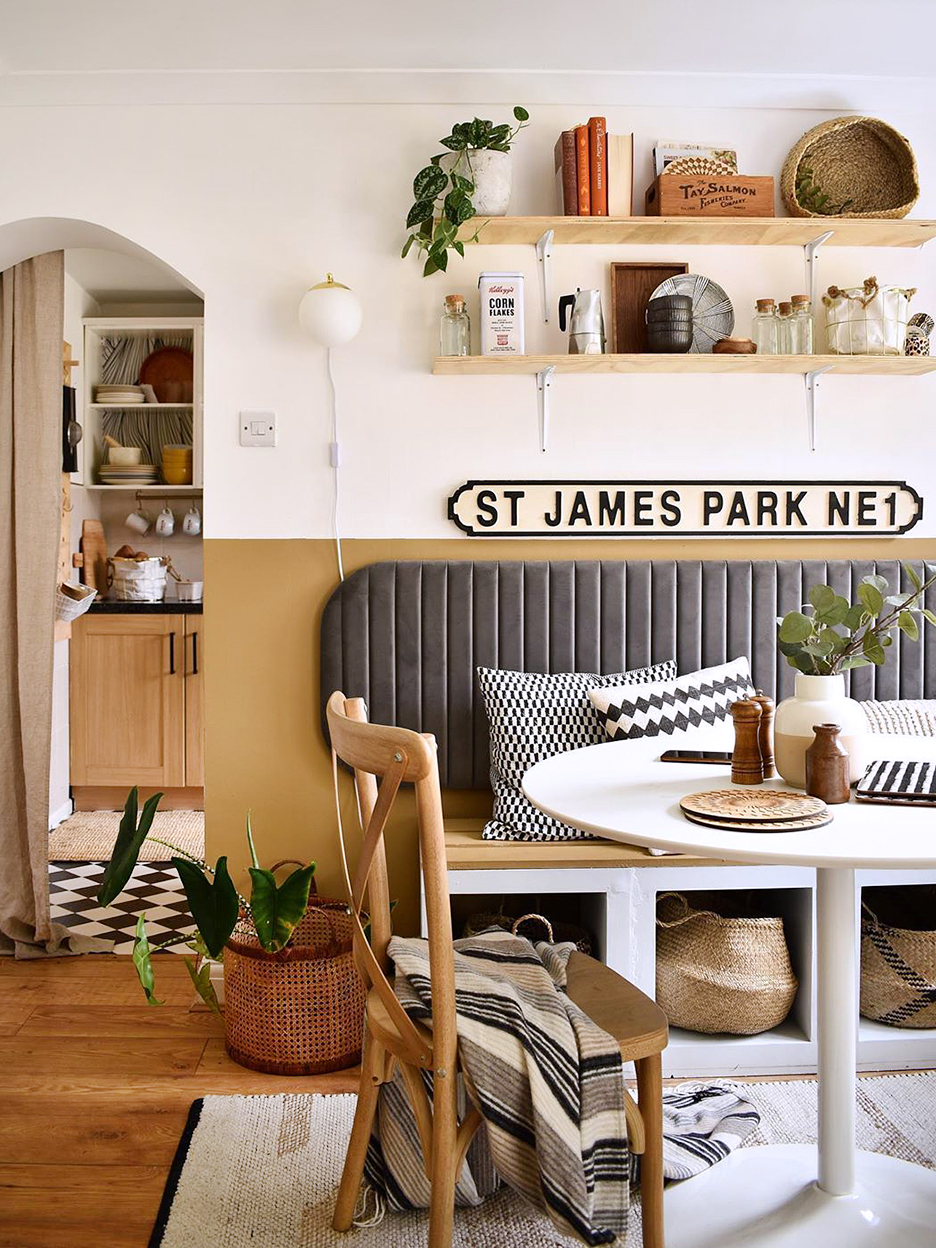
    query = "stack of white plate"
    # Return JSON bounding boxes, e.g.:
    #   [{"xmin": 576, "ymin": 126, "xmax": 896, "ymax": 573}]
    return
[
  {"xmin": 95, "ymin": 384, "xmax": 146, "ymax": 404},
  {"xmin": 98, "ymin": 463, "xmax": 161, "ymax": 485}
]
